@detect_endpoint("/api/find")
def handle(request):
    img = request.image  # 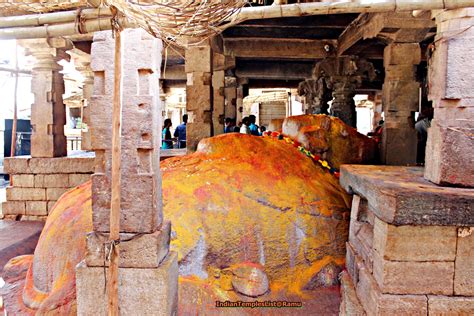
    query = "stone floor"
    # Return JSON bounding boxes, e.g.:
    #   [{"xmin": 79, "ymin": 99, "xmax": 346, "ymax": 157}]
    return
[{"xmin": 0, "ymin": 220, "xmax": 43, "ymax": 273}]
